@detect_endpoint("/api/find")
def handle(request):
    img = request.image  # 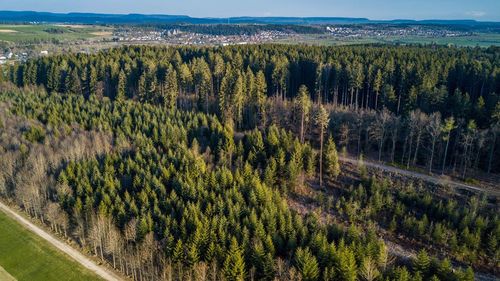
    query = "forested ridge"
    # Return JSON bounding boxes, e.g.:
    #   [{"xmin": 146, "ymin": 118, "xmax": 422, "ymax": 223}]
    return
[{"xmin": 0, "ymin": 44, "xmax": 499, "ymax": 281}]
